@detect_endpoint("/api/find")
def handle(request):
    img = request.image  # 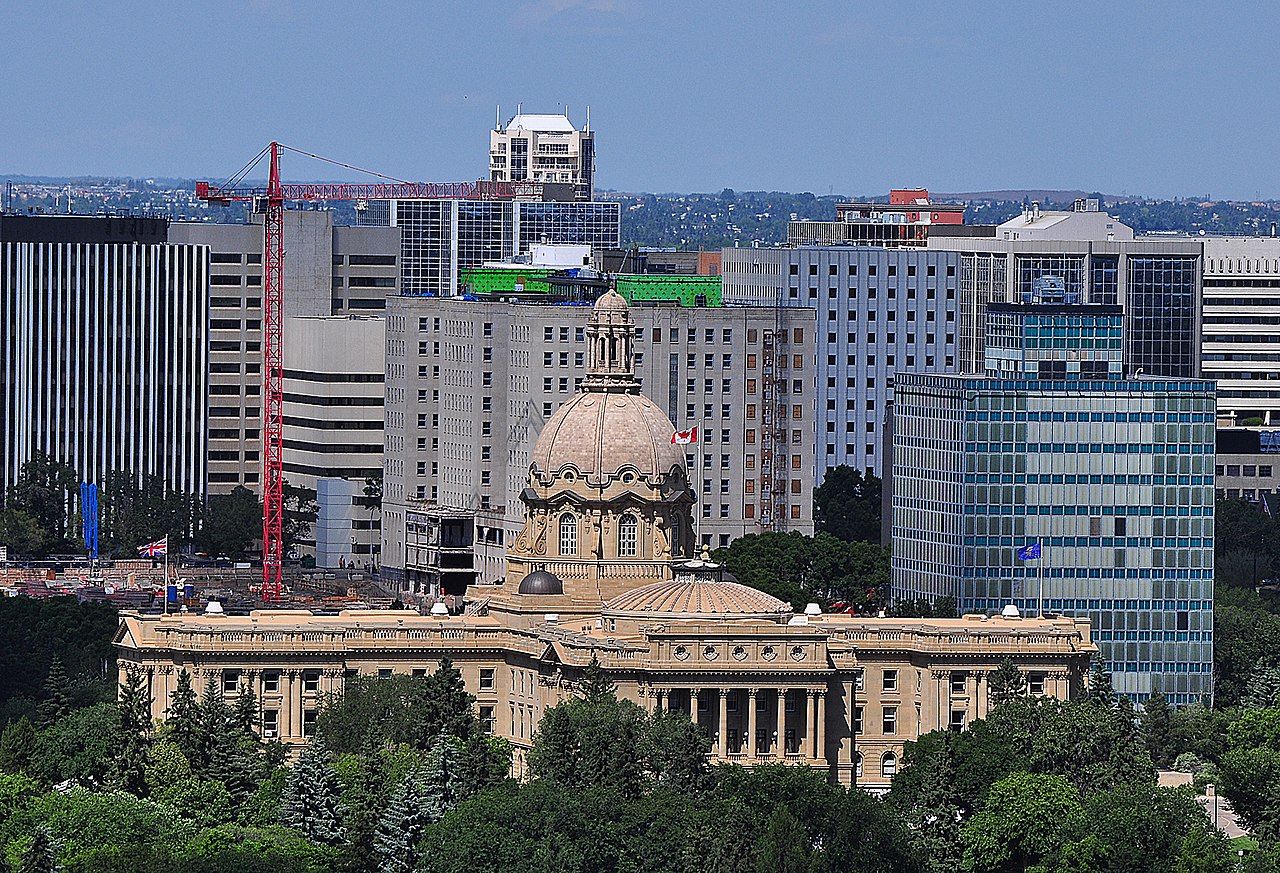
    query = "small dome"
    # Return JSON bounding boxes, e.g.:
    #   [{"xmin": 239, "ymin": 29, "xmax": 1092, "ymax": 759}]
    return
[
  {"xmin": 594, "ymin": 289, "xmax": 628, "ymax": 311},
  {"xmin": 603, "ymin": 577, "xmax": 790, "ymax": 621},
  {"xmin": 518, "ymin": 569, "xmax": 564, "ymax": 595}
]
